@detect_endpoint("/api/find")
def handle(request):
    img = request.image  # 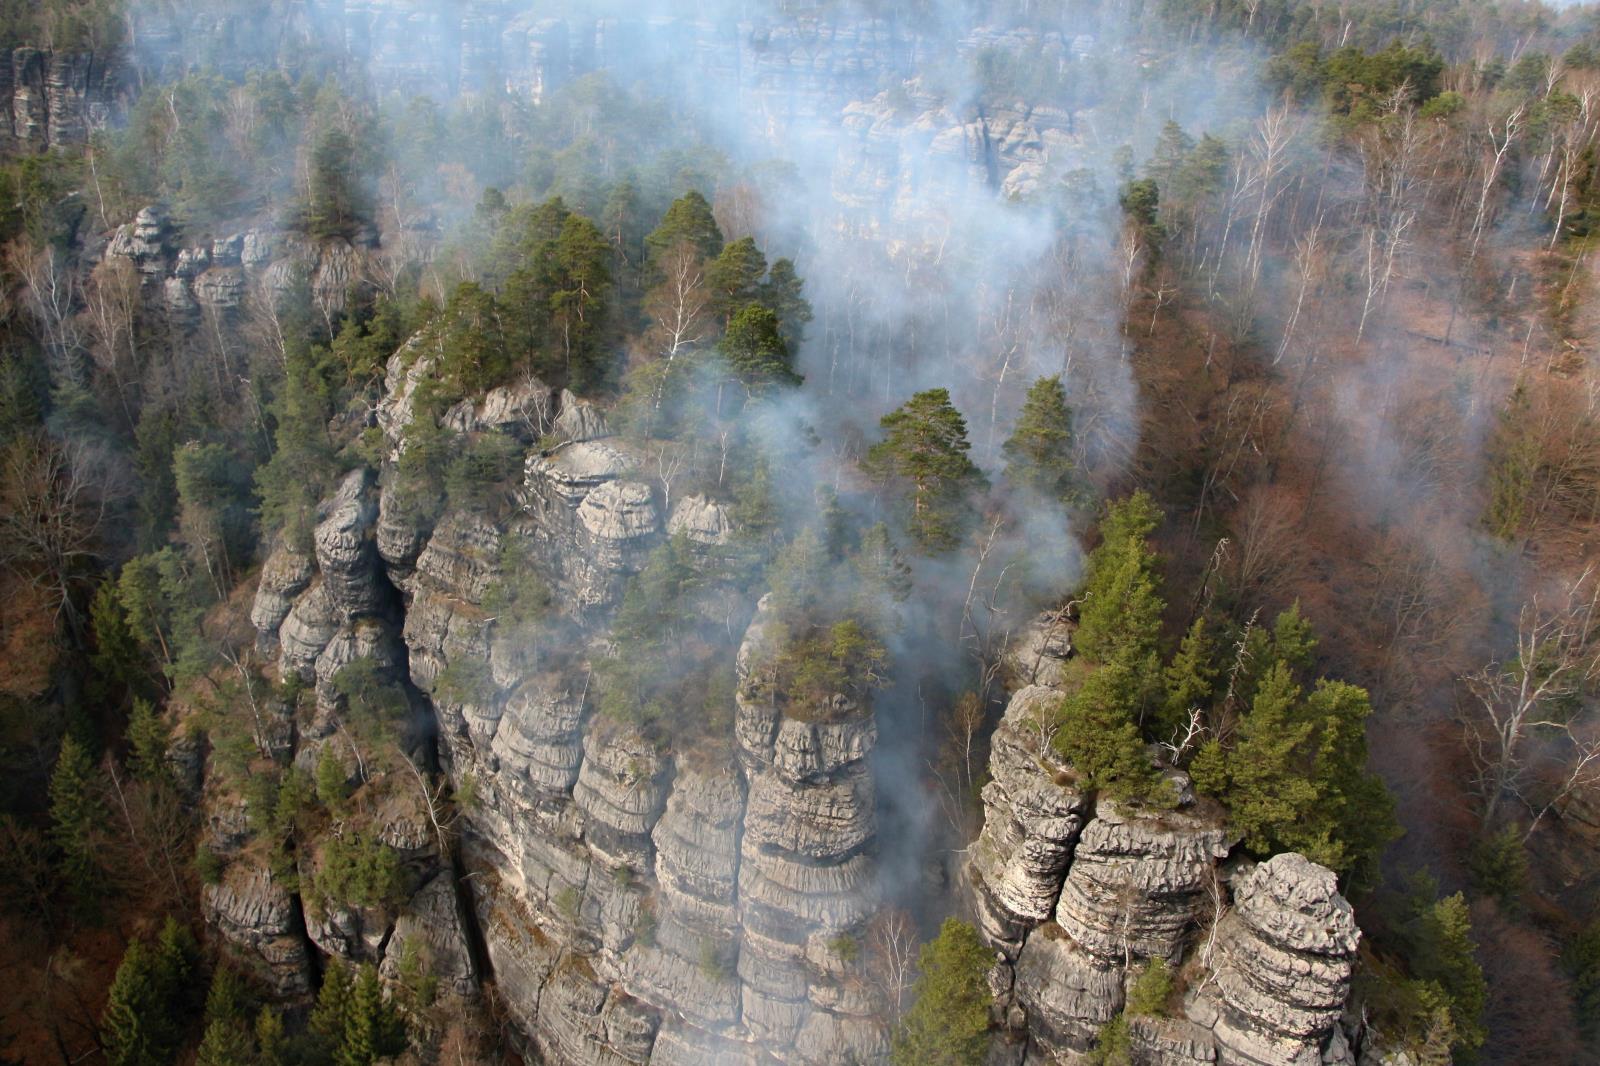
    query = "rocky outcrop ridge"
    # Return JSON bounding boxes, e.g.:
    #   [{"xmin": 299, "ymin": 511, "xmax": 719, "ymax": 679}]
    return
[
  {"xmin": 103, "ymin": 203, "xmax": 381, "ymax": 314},
  {"xmin": 969, "ymin": 652, "xmax": 1363, "ymax": 1066},
  {"xmin": 233, "ymin": 345, "xmax": 887, "ymax": 1063}
]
